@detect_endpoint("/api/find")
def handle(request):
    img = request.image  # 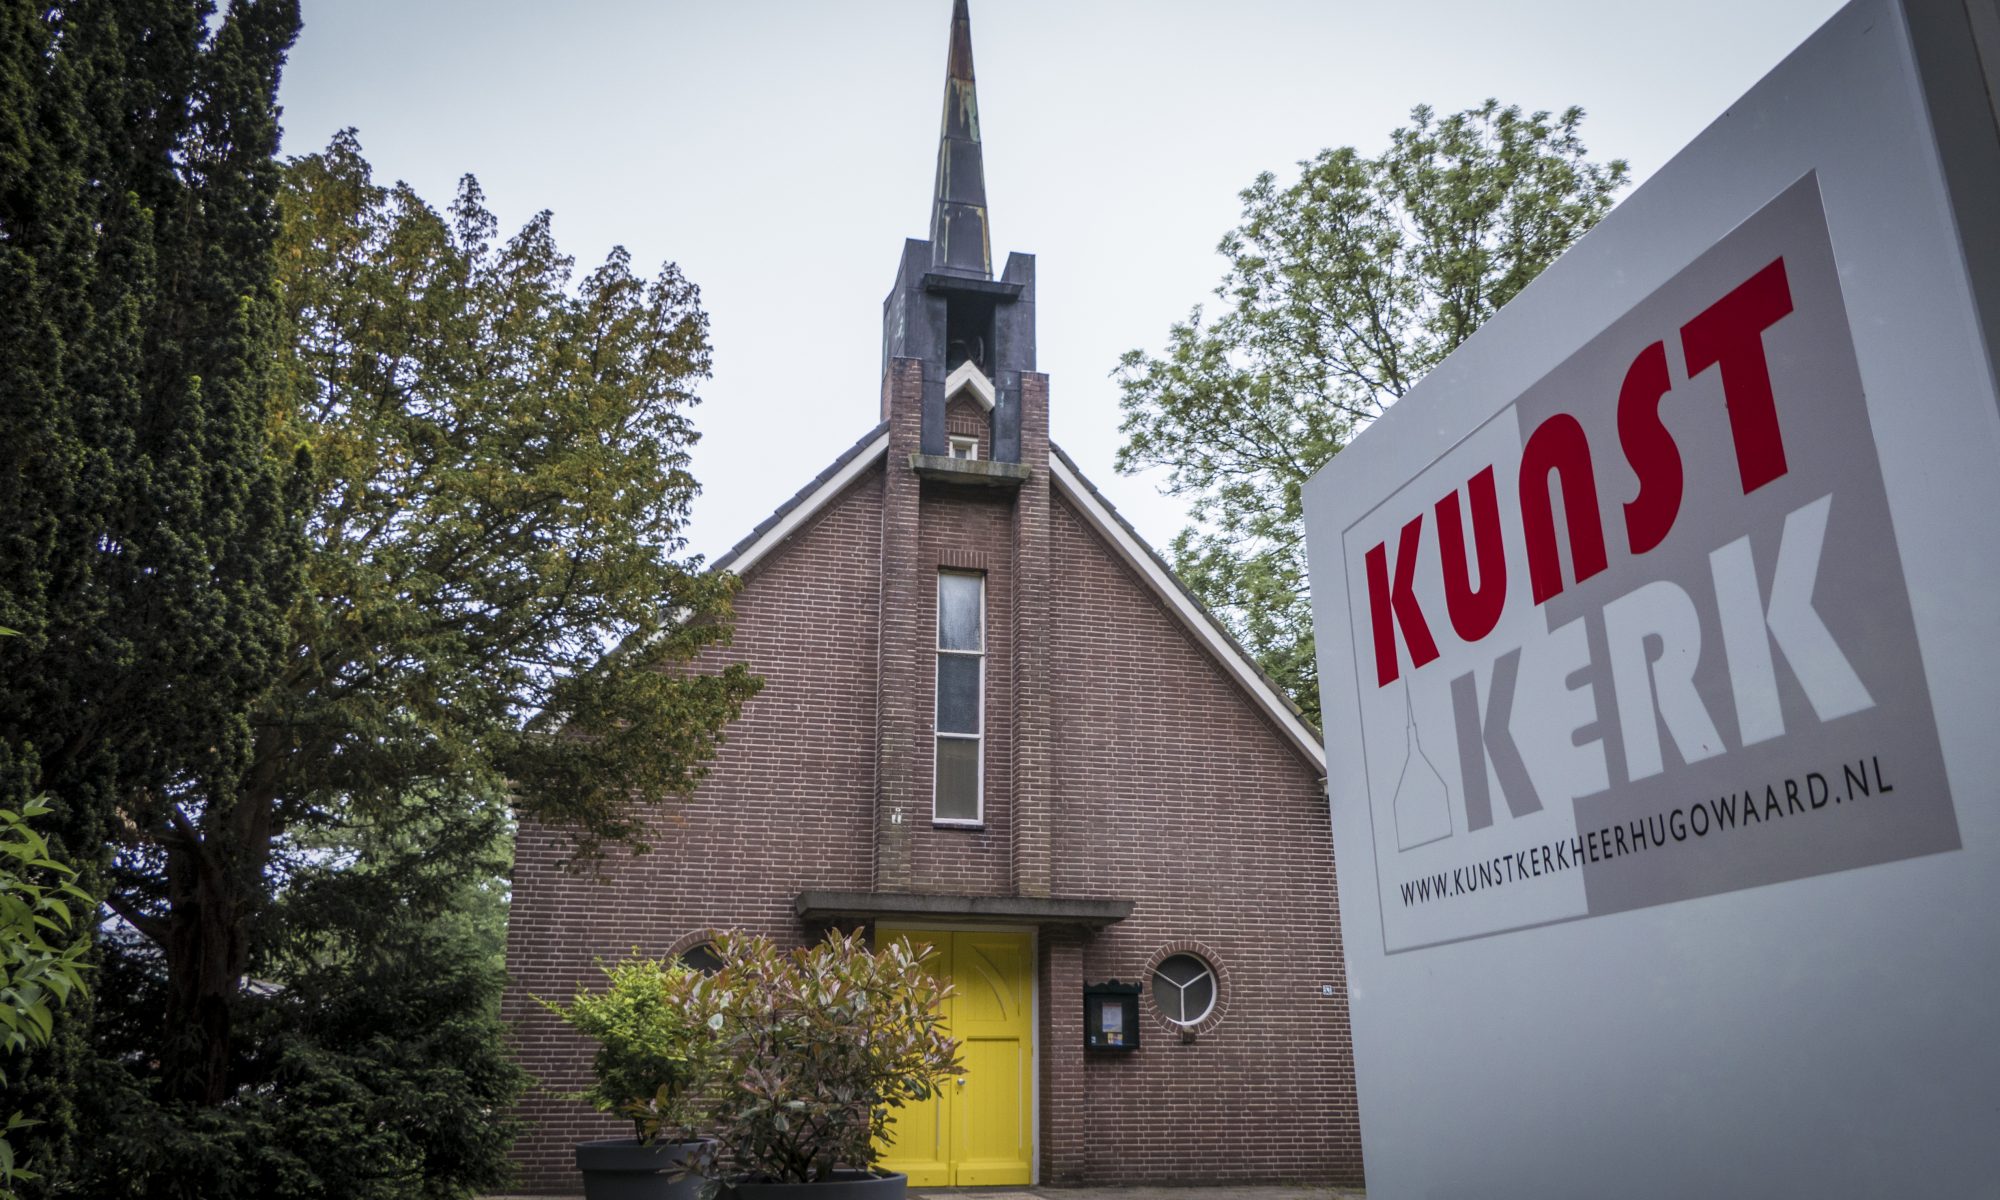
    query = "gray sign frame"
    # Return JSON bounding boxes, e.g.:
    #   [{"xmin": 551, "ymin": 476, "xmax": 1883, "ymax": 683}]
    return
[{"xmin": 1302, "ymin": 1, "xmax": 2000, "ymax": 1195}]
